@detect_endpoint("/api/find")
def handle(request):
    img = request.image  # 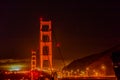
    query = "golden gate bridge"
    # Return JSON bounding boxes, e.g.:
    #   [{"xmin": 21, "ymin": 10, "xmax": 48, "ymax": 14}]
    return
[
  {"xmin": 0, "ymin": 18, "xmax": 118, "ymax": 80},
  {"xmin": 29, "ymin": 18, "xmax": 117, "ymax": 80}
]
